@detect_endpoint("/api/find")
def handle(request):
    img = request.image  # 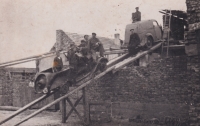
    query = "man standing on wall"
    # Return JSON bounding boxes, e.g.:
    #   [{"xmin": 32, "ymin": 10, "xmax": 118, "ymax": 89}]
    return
[
  {"xmin": 132, "ymin": 7, "xmax": 141, "ymax": 23},
  {"xmin": 53, "ymin": 51, "xmax": 63, "ymax": 72},
  {"xmin": 88, "ymin": 33, "xmax": 105, "ymax": 59}
]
